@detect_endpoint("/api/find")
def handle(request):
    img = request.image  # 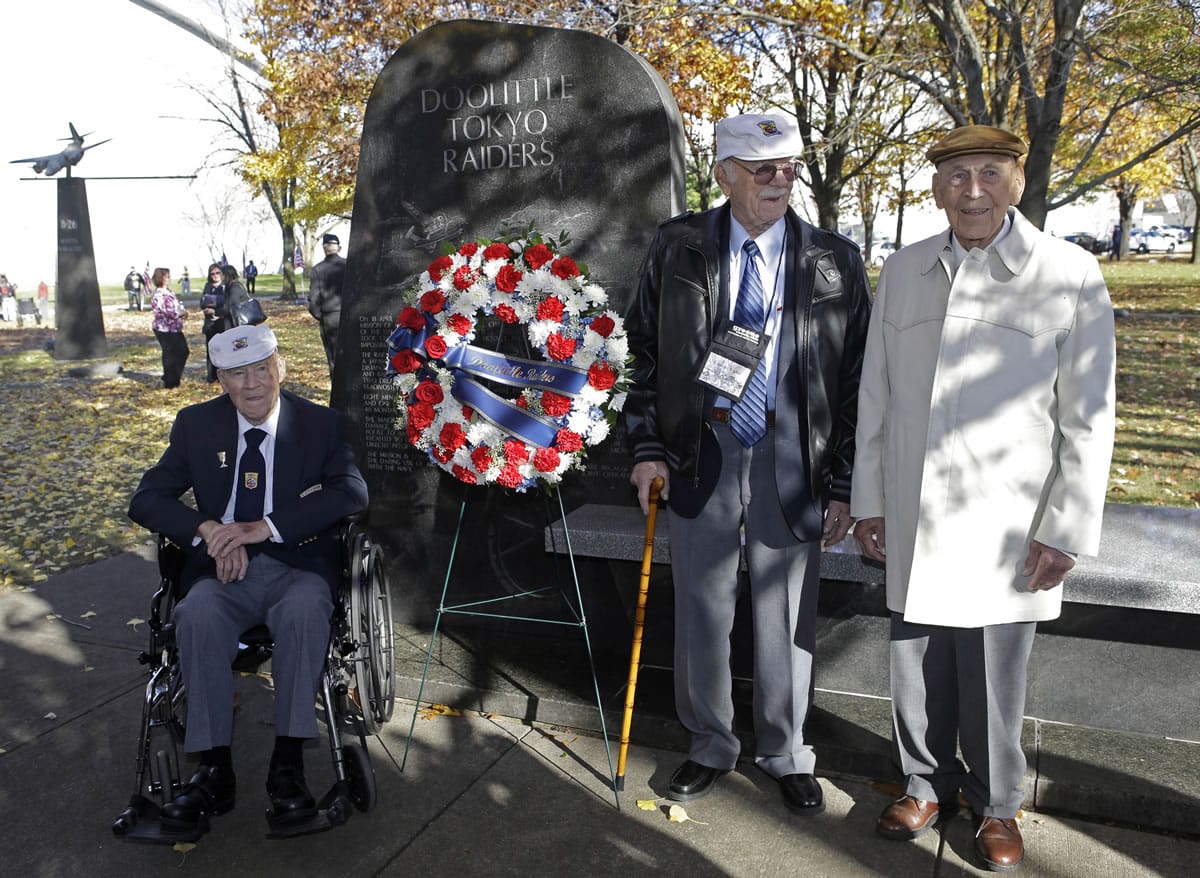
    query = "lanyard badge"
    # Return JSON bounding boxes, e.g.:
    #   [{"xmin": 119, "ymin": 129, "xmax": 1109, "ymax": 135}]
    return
[{"xmin": 695, "ymin": 318, "xmax": 770, "ymax": 402}]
